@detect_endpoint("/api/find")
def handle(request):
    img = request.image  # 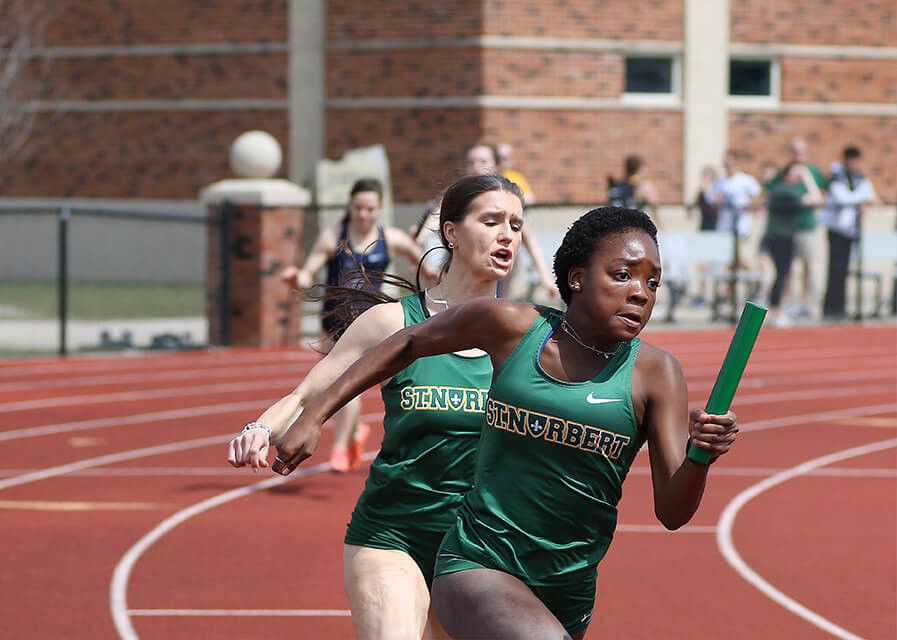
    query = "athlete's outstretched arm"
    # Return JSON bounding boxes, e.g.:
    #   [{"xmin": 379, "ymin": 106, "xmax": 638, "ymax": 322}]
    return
[
  {"xmin": 273, "ymin": 297, "xmax": 530, "ymax": 473},
  {"xmin": 637, "ymin": 346, "xmax": 738, "ymax": 530},
  {"xmin": 225, "ymin": 301, "xmax": 404, "ymax": 471}
]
